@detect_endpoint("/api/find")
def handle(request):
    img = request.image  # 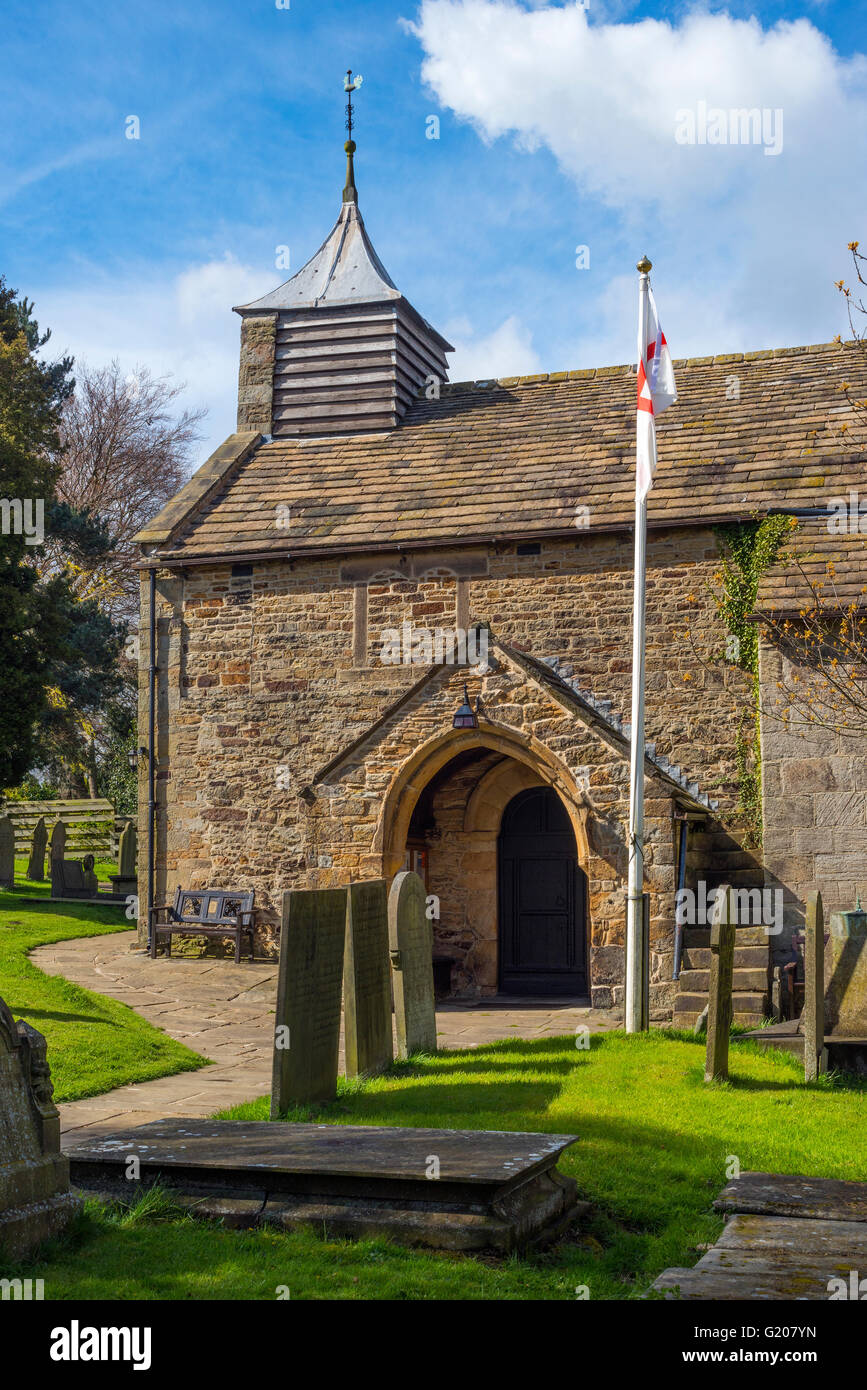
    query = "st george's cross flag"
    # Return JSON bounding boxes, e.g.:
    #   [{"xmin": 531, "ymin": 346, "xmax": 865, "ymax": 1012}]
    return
[{"xmin": 636, "ymin": 287, "xmax": 677, "ymax": 500}]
